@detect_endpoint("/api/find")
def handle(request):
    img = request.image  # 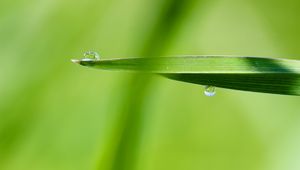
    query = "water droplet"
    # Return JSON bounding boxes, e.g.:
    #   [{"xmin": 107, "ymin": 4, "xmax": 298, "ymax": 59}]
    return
[
  {"xmin": 204, "ymin": 85, "xmax": 216, "ymax": 97},
  {"xmin": 82, "ymin": 51, "xmax": 100, "ymax": 61}
]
